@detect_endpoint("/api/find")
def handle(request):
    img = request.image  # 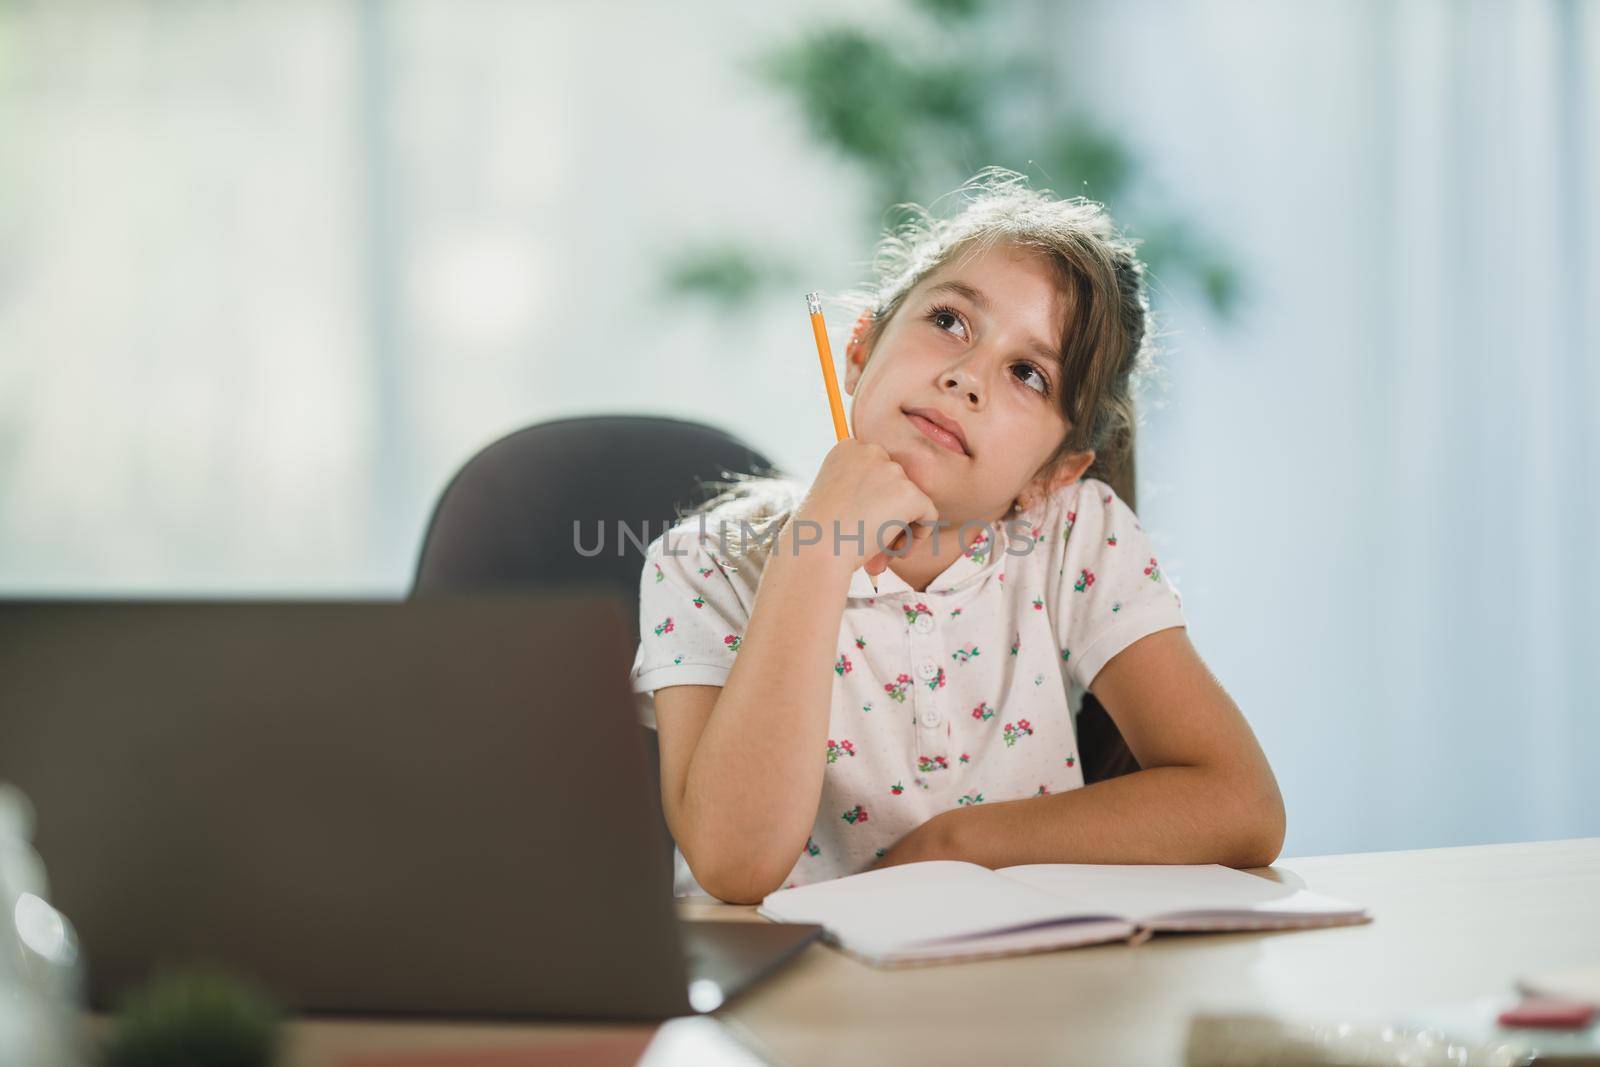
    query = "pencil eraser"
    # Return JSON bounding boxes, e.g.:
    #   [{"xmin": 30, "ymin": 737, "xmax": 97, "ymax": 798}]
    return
[{"xmin": 1496, "ymin": 997, "xmax": 1597, "ymax": 1029}]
